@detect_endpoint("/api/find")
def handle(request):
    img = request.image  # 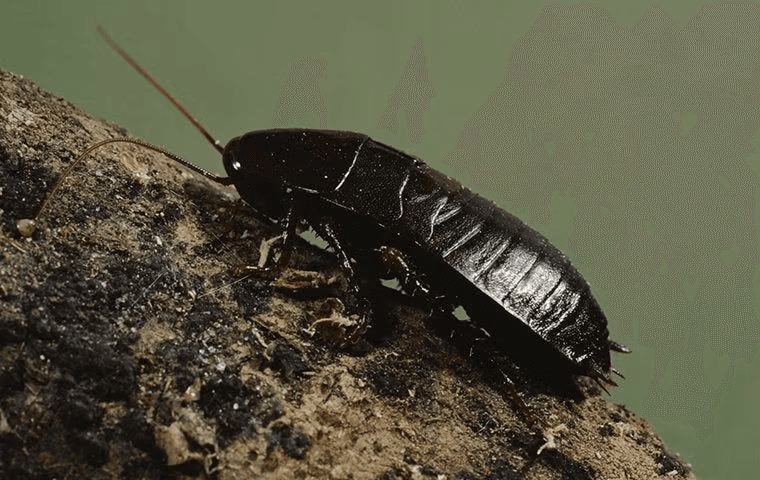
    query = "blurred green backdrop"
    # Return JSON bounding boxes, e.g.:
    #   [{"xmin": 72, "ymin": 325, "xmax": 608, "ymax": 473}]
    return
[{"xmin": 2, "ymin": 2, "xmax": 758, "ymax": 478}]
